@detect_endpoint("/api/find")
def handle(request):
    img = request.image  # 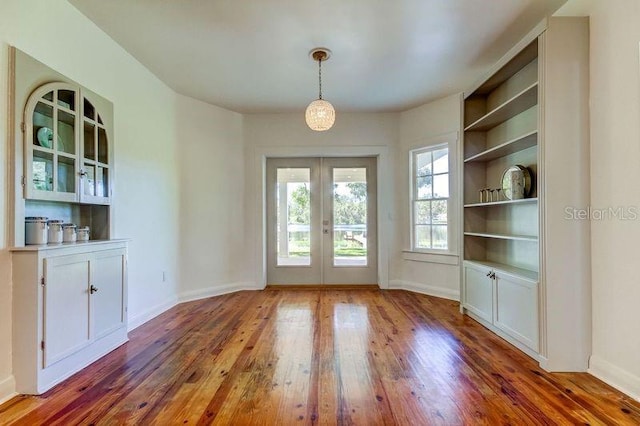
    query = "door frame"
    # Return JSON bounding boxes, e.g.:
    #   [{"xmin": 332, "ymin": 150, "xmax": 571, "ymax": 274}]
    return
[{"xmin": 251, "ymin": 145, "xmax": 391, "ymax": 289}]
